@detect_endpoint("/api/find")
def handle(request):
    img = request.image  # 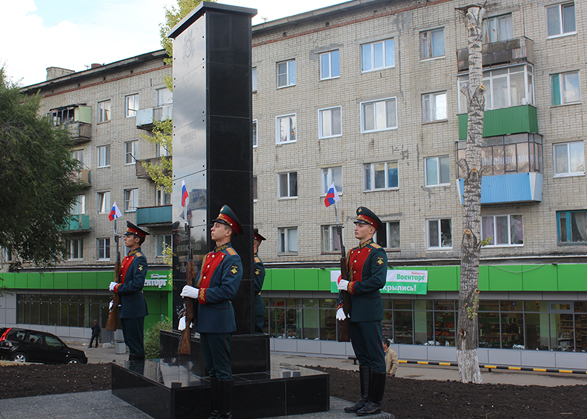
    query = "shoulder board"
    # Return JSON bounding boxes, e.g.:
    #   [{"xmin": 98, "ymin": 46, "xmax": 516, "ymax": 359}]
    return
[
  {"xmin": 370, "ymin": 243, "xmax": 381, "ymax": 249},
  {"xmin": 254, "ymin": 256, "xmax": 261, "ymax": 263},
  {"xmin": 136, "ymin": 252, "xmax": 143, "ymax": 257},
  {"xmin": 226, "ymin": 248, "xmax": 237, "ymax": 255}
]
